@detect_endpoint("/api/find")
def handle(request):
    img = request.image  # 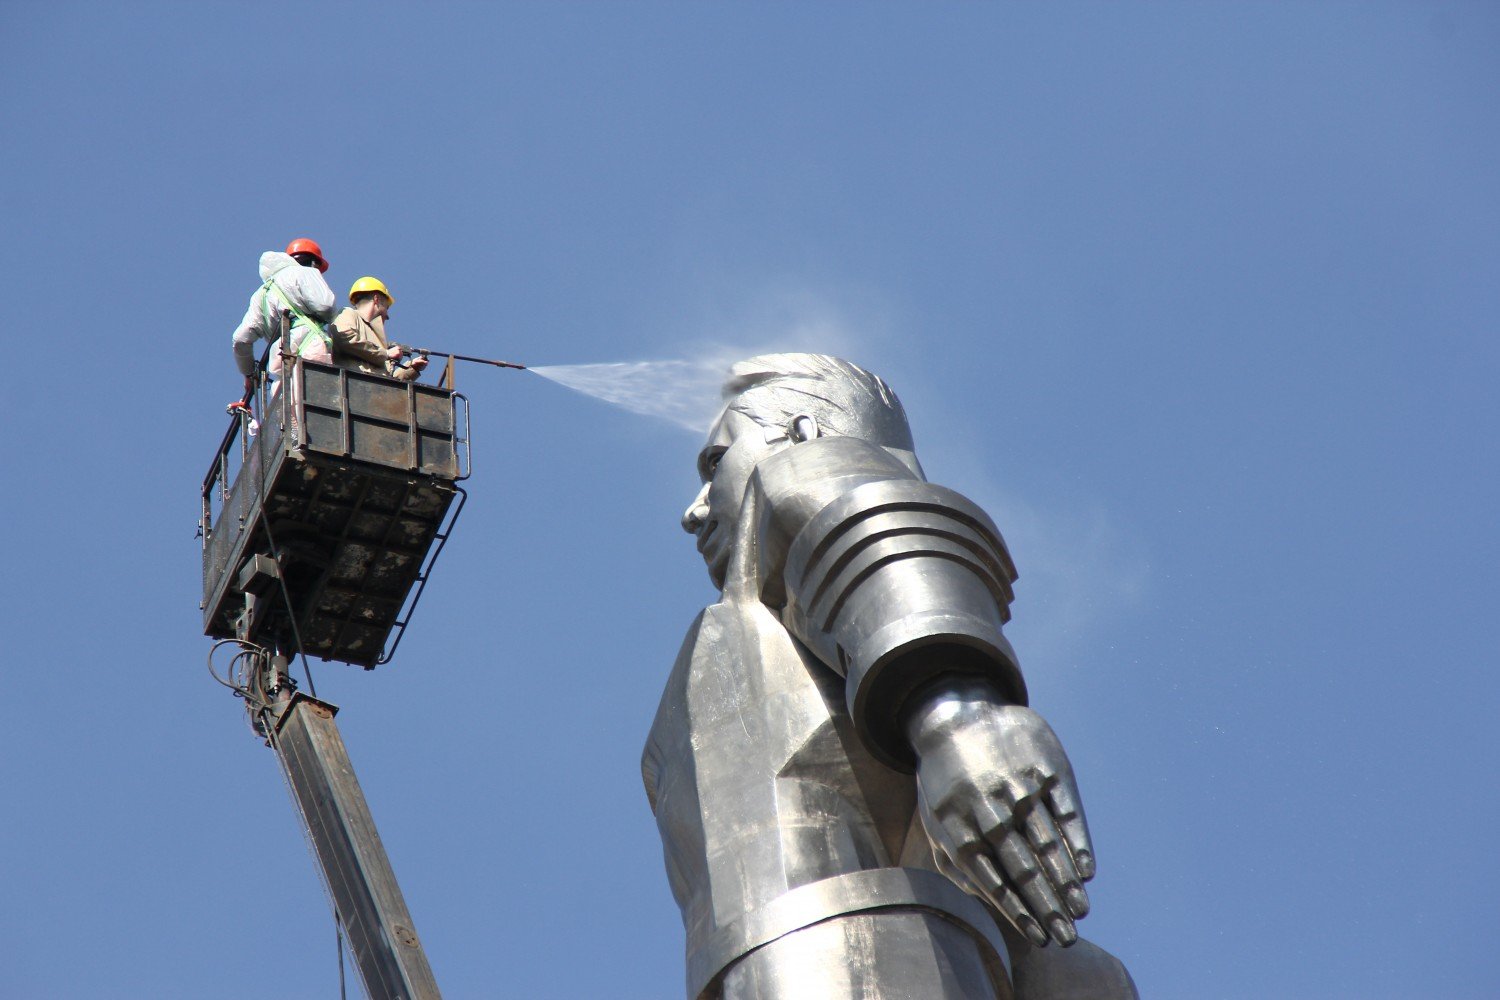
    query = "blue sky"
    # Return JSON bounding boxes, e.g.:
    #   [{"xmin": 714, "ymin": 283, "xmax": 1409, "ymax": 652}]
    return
[{"xmin": 2, "ymin": 3, "xmax": 1496, "ymax": 997}]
